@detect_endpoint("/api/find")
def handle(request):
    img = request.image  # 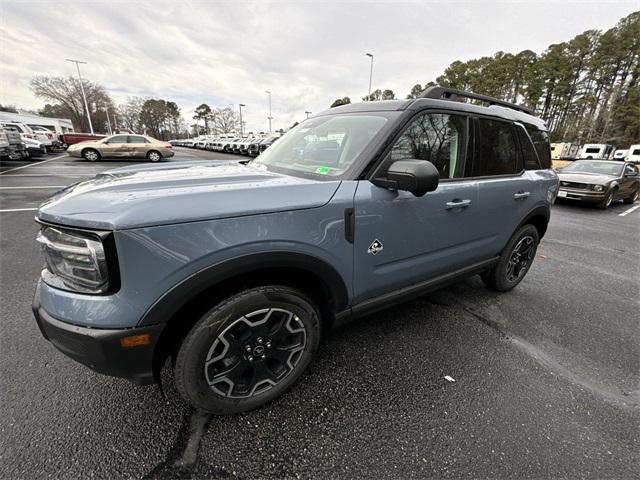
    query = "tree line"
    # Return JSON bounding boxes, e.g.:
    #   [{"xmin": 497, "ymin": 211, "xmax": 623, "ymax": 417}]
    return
[{"xmin": 331, "ymin": 11, "xmax": 639, "ymax": 147}]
